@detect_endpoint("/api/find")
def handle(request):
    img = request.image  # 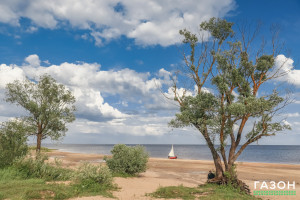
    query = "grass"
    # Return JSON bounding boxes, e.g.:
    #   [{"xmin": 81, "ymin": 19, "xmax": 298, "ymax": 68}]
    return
[
  {"xmin": 0, "ymin": 178, "xmax": 74, "ymax": 200},
  {"xmin": 13, "ymin": 154, "xmax": 73, "ymax": 181},
  {"xmin": 0, "ymin": 157, "xmax": 117, "ymax": 200},
  {"xmin": 148, "ymin": 184, "xmax": 259, "ymax": 200},
  {"xmin": 112, "ymin": 172, "xmax": 137, "ymax": 178},
  {"xmin": 28, "ymin": 146, "xmax": 56, "ymax": 152}
]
